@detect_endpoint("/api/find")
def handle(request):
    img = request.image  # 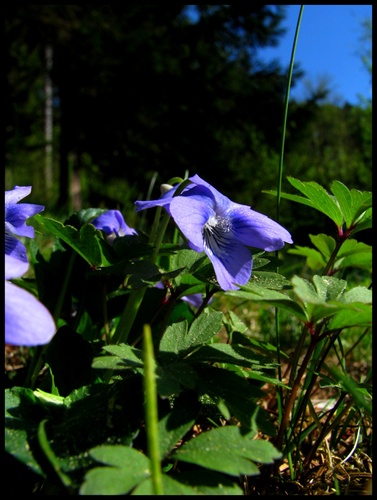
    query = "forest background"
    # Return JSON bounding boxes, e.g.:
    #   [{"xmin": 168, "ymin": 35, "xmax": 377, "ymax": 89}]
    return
[{"xmin": 5, "ymin": 5, "xmax": 372, "ymax": 248}]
